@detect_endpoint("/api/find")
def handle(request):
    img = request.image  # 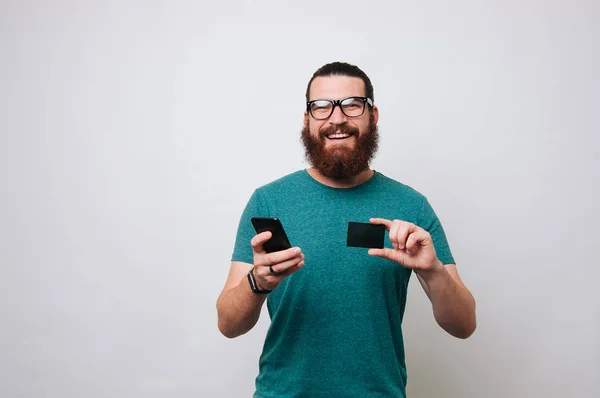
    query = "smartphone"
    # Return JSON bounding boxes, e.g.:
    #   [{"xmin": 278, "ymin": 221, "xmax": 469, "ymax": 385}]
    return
[
  {"xmin": 251, "ymin": 217, "xmax": 293, "ymax": 253},
  {"xmin": 347, "ymin": 221, "xmax": 386, "ymax": 249}
]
